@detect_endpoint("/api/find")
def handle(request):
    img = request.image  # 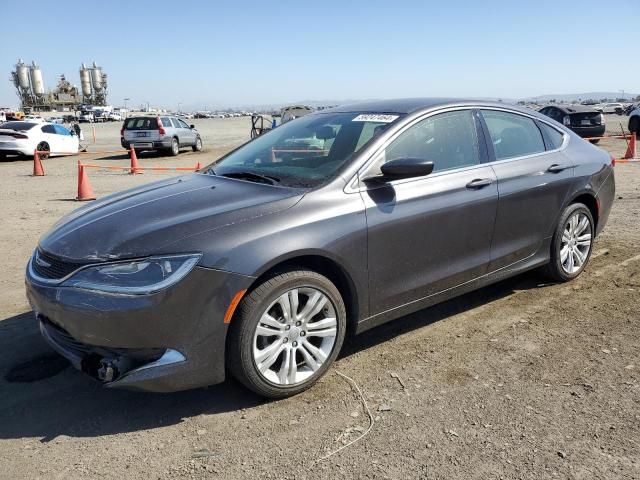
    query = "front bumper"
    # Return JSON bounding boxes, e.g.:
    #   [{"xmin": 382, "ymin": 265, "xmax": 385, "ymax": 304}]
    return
[{"xmin": 25, "ymin": 263, "xmax": 254, "ymax": 392}]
